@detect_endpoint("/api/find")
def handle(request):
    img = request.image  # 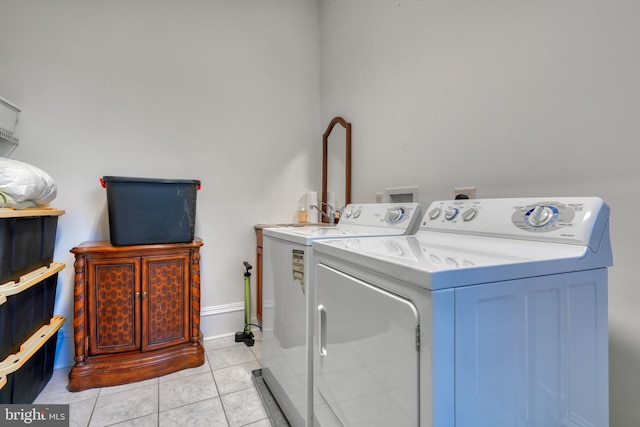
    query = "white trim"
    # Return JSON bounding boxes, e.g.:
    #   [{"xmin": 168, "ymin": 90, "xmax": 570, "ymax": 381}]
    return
[
  {"xmin": 200, "ymin": 301, "xmax": 244, "ymax": 316},
  {"xmin": 200, "ymin": 302, "xmax": 259, "ymax": 342}
]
